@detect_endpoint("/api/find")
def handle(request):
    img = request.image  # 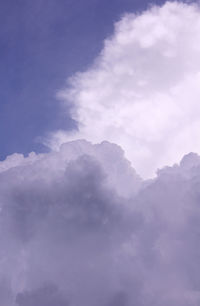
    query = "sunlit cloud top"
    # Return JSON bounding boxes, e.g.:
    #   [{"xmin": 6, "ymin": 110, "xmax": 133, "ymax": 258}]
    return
[{"xmin": 48, "ymin": 1, "xmax": 200, "ymax": 178}]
